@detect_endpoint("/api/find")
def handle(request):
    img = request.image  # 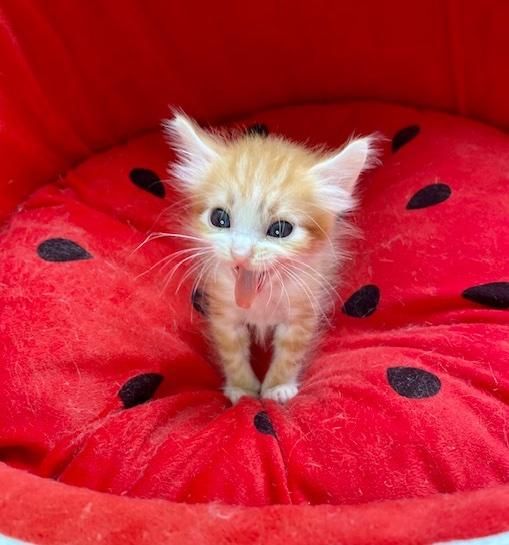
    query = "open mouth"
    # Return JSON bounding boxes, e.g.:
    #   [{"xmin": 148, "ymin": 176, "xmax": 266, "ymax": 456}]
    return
[
  {"xmin": 233, "ymin": 266, "xmax": 267, "ymax": 309},
  {"xmin": 233, "ymin": 266, "xmax": 267, "ymax": 291}
]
